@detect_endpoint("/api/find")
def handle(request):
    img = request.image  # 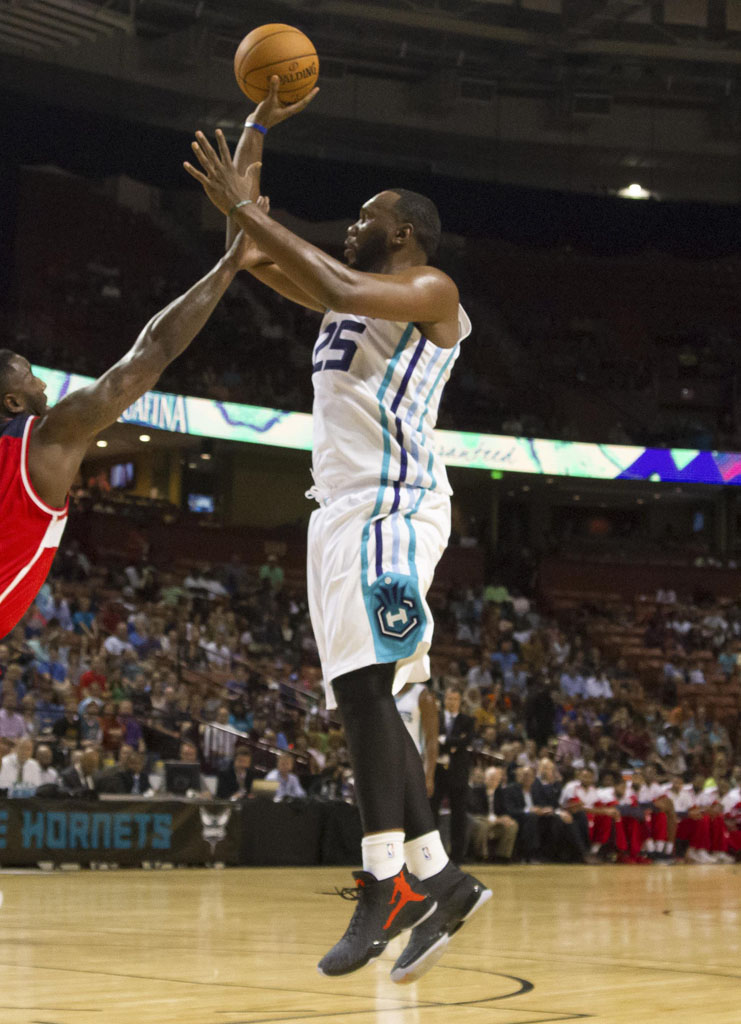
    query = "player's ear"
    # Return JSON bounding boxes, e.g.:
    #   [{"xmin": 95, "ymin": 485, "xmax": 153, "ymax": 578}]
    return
[
  {"xmin": 2, "ymin": 391, "xmax": 23, "ymax": 415},
  {"xmin": 393, "ymin": 221, "xmax": 413, "ymax": 248}
]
